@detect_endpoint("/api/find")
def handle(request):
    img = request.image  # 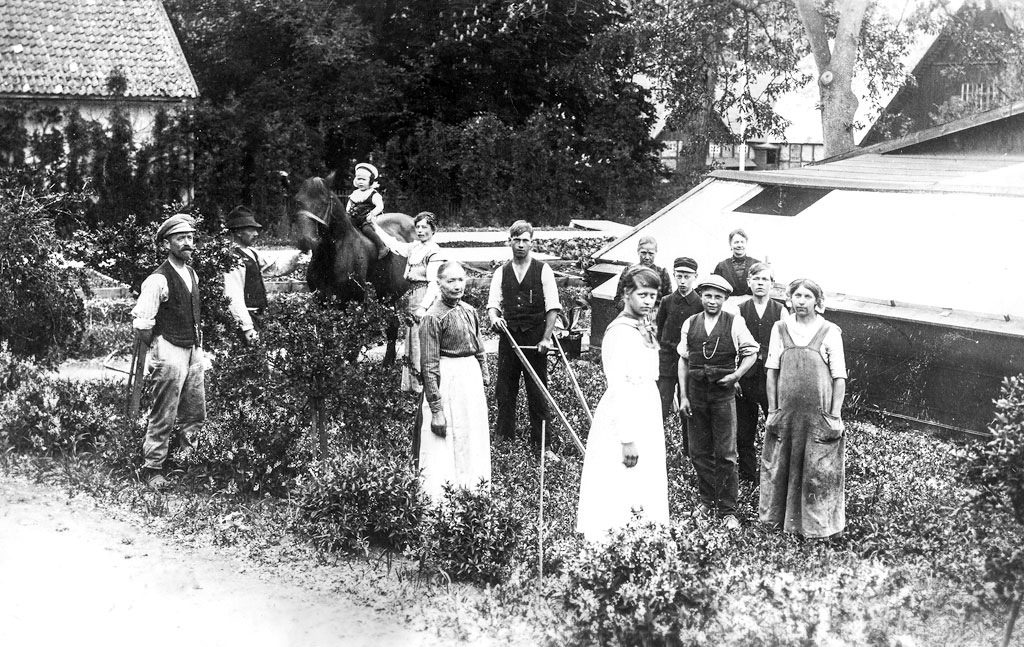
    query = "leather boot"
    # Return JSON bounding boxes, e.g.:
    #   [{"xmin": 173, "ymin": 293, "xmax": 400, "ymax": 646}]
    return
[{"xmin": 362, "ymin": 224, "xmax": 389, "ymax": 259}]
